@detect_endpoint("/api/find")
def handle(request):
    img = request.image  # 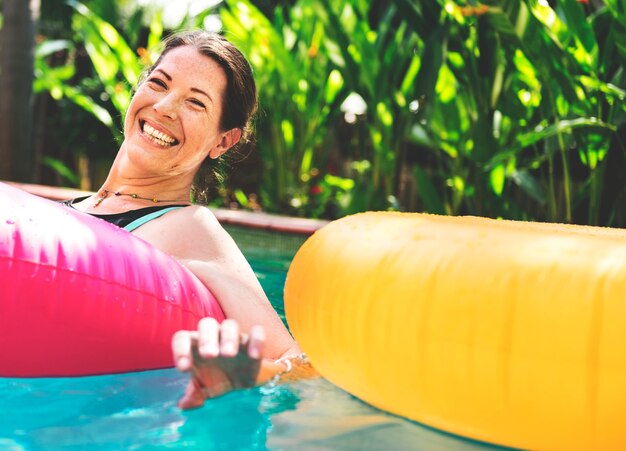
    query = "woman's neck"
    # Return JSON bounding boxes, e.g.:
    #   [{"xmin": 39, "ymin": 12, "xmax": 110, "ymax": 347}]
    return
[{"xmin": 98, "ymin": 151, "xmax": 195, "ymax": 205}]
